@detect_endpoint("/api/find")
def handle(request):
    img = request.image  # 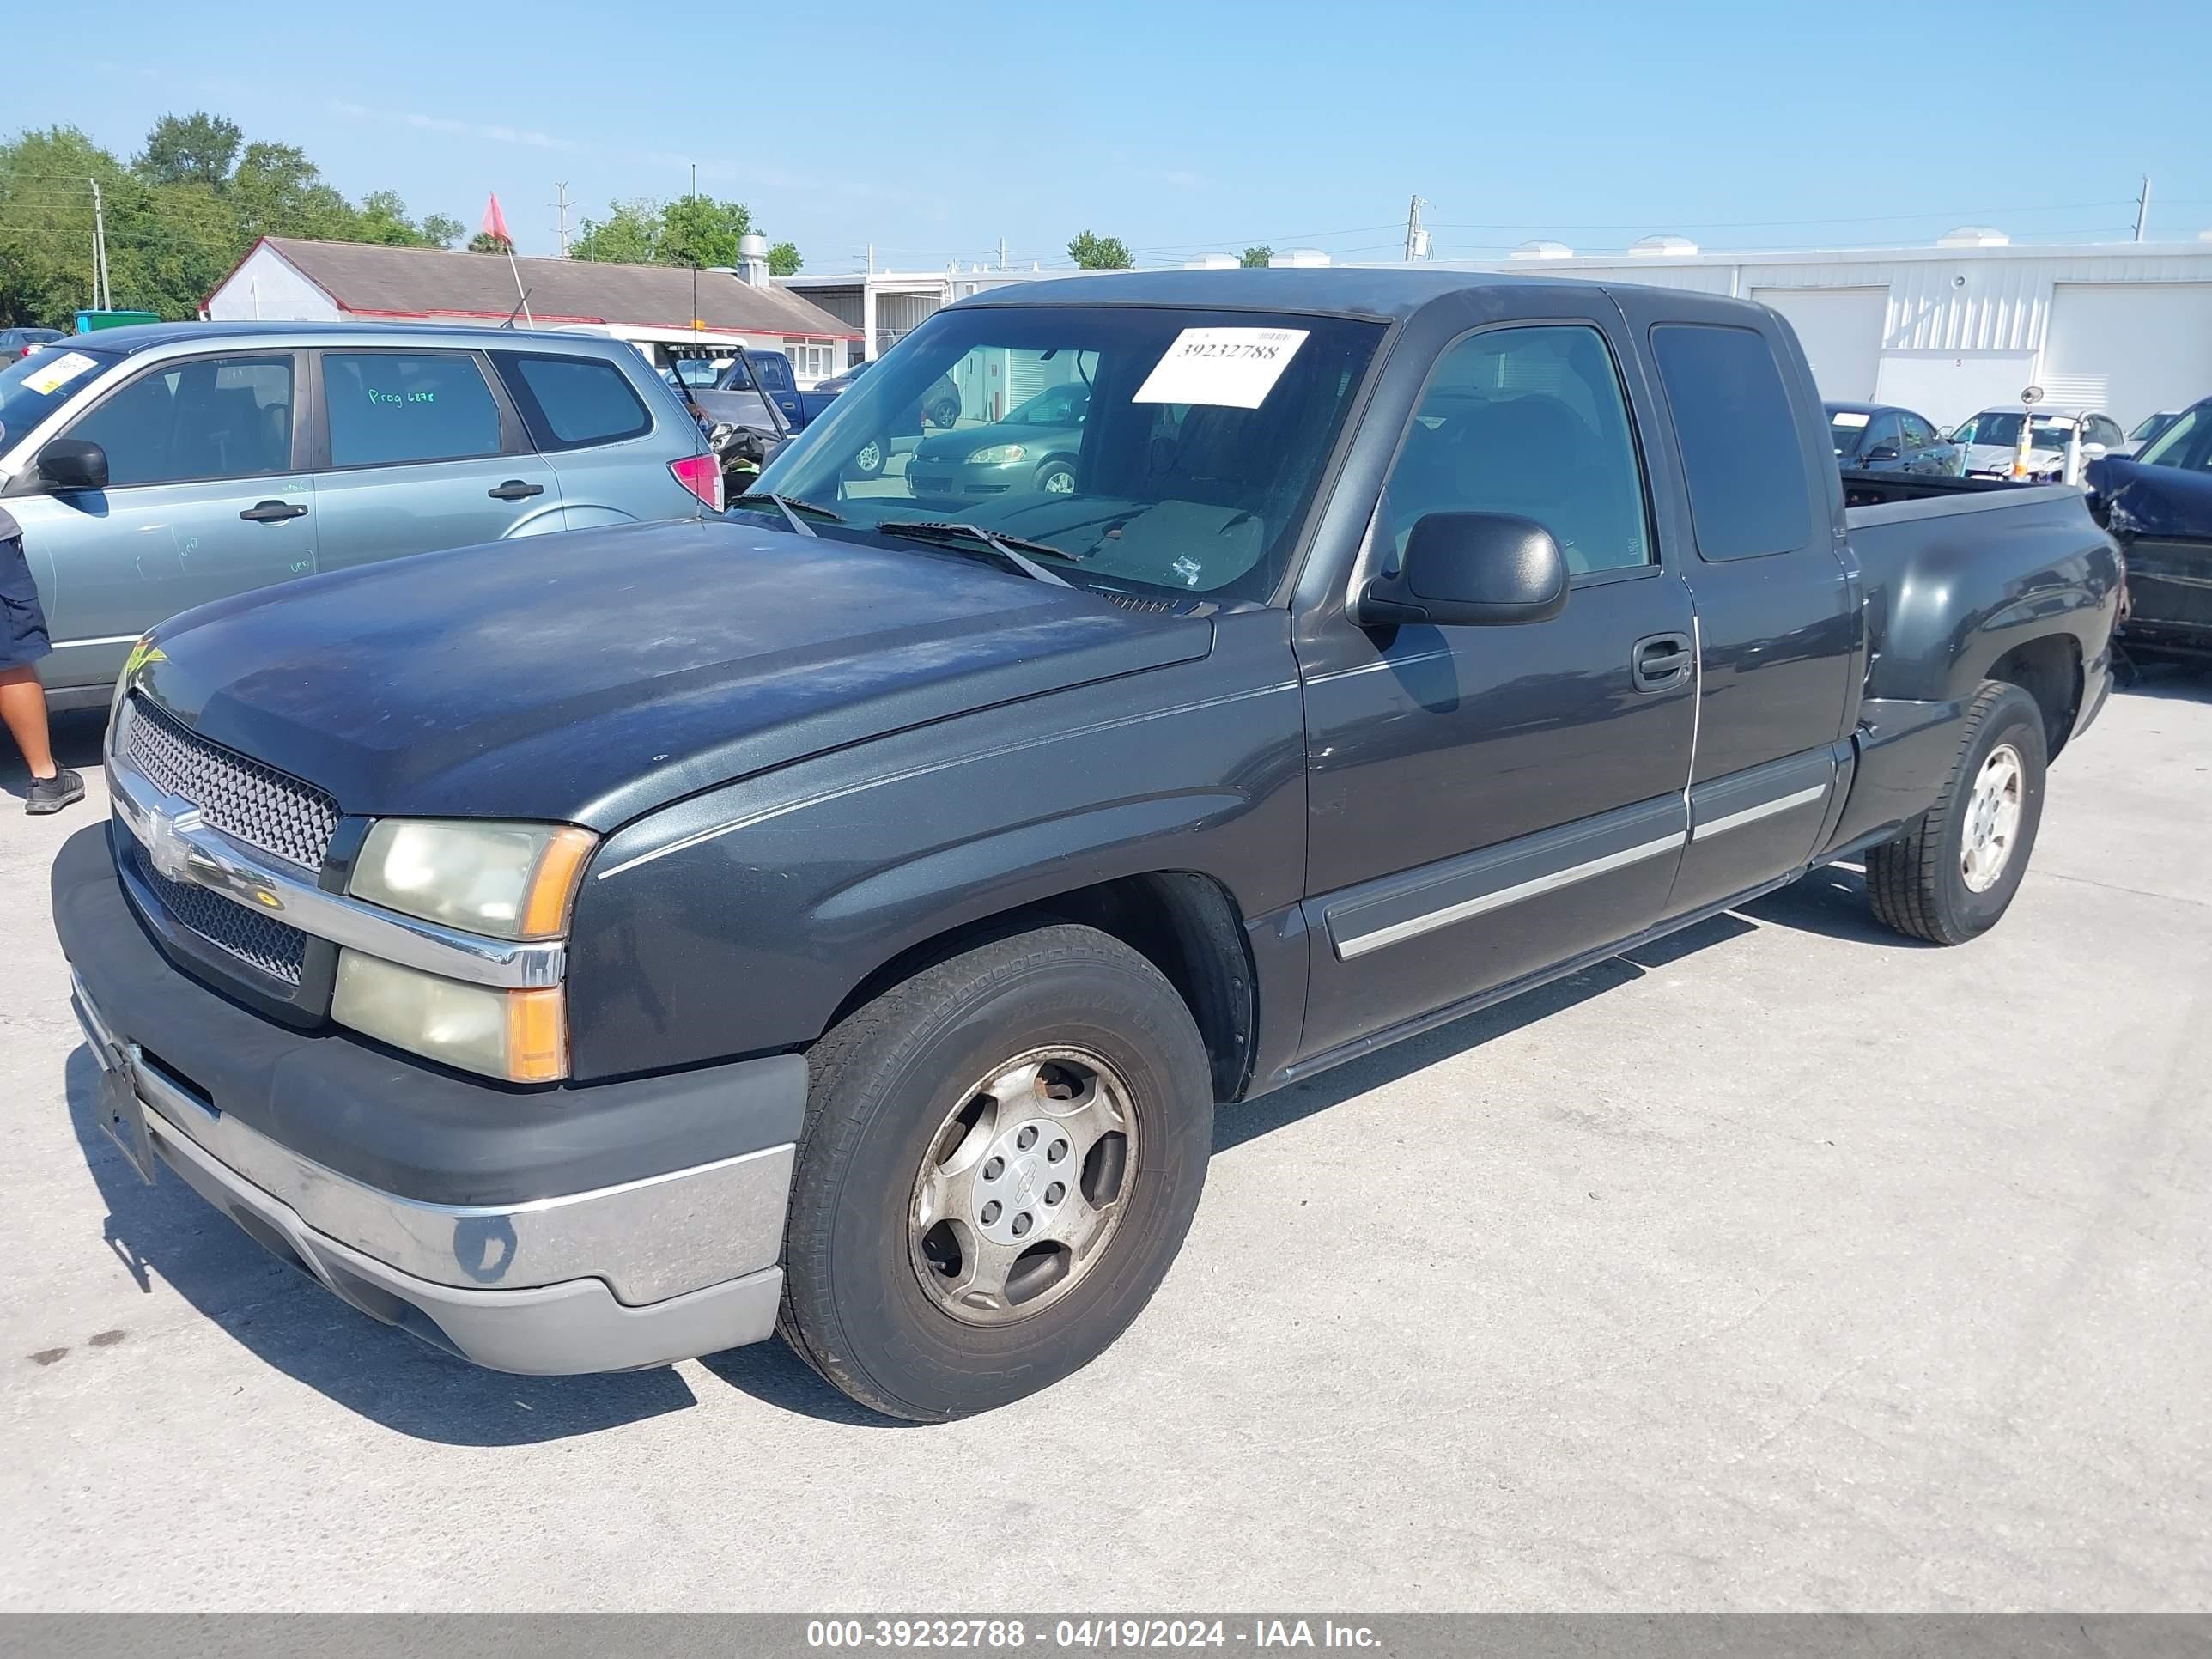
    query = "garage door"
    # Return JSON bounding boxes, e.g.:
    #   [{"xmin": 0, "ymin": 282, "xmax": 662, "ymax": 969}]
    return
[
  {"xmin": 1750, "ymin": 286, "xmax": 1887, "ymax": 402},
  {"xmin": 2041, "ymin": 283, "xmax": 2212, "ymax": 432}
]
